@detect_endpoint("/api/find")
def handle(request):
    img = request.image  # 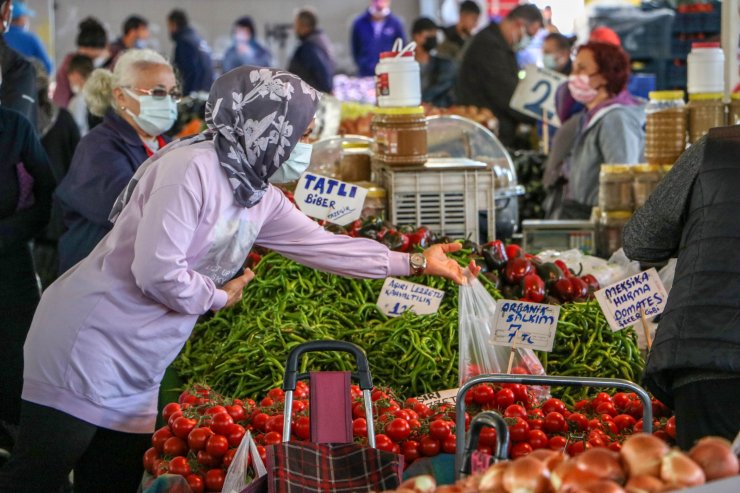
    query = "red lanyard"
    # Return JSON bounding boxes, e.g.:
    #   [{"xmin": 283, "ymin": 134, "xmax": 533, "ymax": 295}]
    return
[{"xmin": 143, "ymin": 135, "xmax": 167, "ymax": 157}]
